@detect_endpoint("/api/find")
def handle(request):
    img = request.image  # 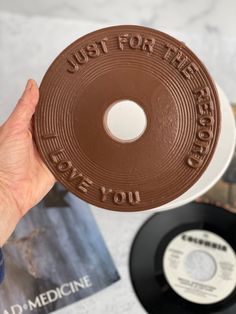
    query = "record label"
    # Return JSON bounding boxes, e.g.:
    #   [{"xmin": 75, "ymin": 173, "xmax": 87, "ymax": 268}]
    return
[{"xmin": 163, "ymin": 229, "xmax": 236, "ymax": 305}]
